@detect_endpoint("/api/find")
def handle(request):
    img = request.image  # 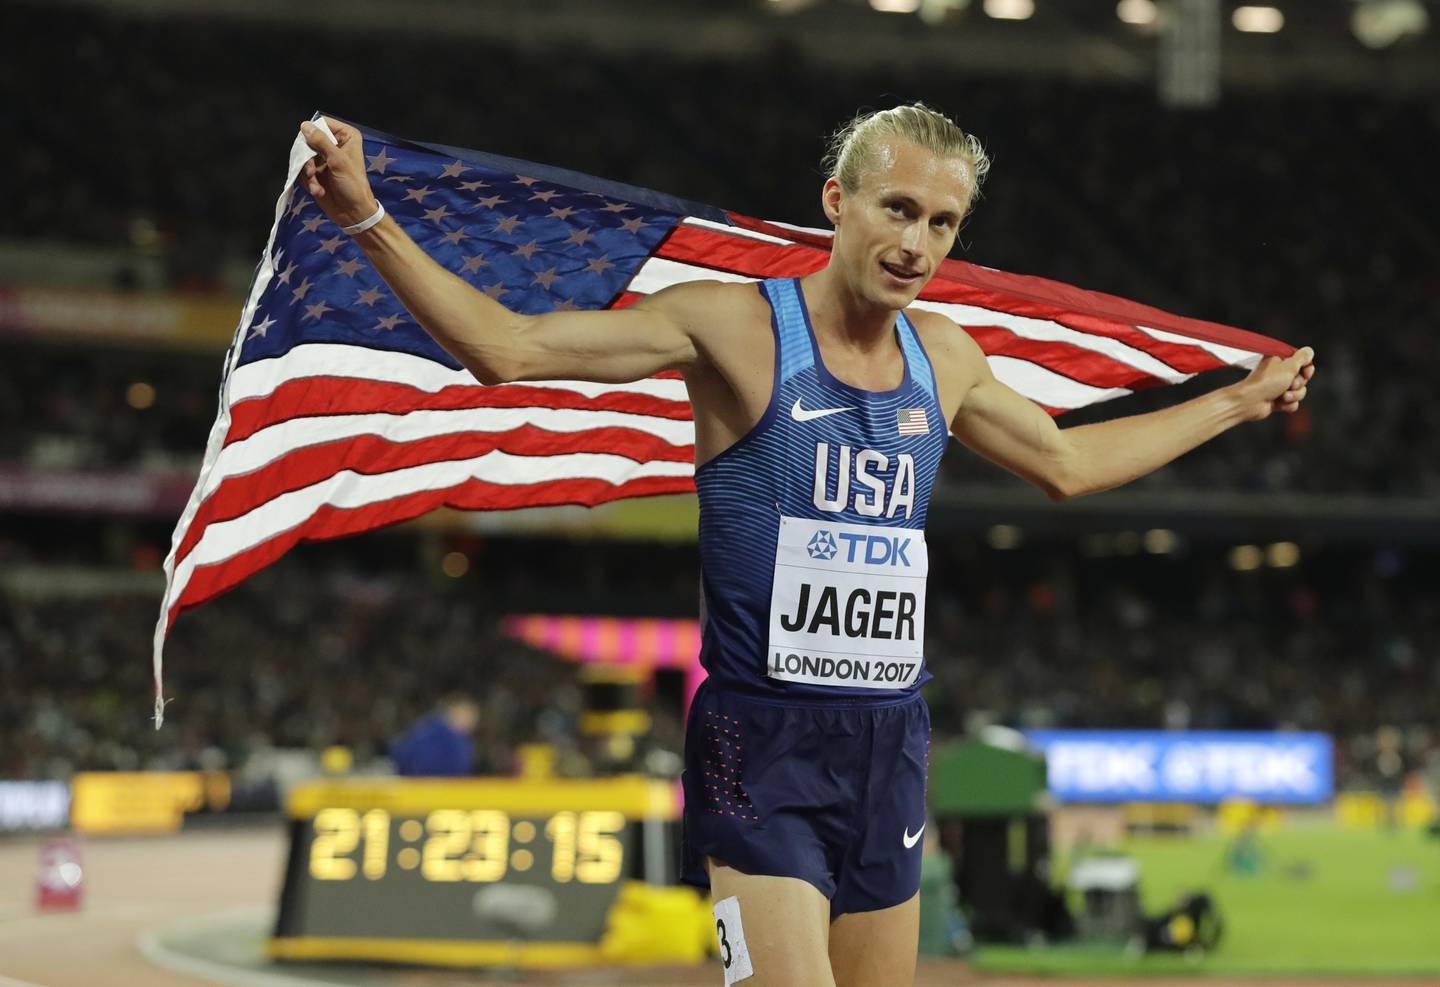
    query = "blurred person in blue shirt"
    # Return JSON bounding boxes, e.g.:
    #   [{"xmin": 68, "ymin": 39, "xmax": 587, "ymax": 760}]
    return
[{"xmin": 390, "ymin": 694, "xmax": 480, "ymax": 777}]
